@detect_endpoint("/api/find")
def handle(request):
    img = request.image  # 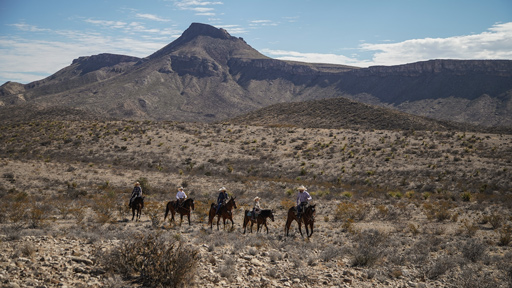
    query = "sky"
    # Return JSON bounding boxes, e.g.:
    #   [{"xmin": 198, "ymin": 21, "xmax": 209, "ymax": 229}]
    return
[{"xmin": 1, "ymin": 0, "xmax": 511, "ymax": 84}]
